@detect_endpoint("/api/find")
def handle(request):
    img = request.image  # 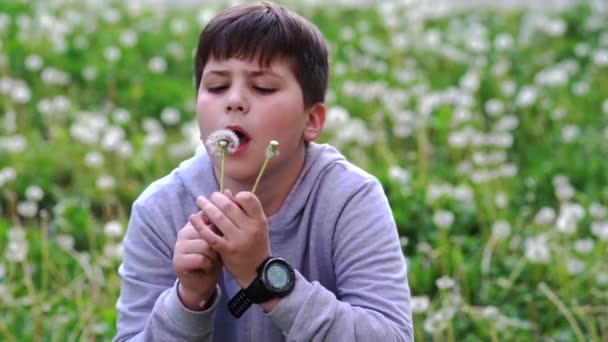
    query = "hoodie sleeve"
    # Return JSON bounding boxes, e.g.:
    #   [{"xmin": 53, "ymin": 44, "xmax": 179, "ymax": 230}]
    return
[
  {"xmin": 266, "ymin": 179, "xmax": 413, "ymax": 341},
  {"xmin": 113, "ymin": 201, "xmax": 219, "ymax": 342}
]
